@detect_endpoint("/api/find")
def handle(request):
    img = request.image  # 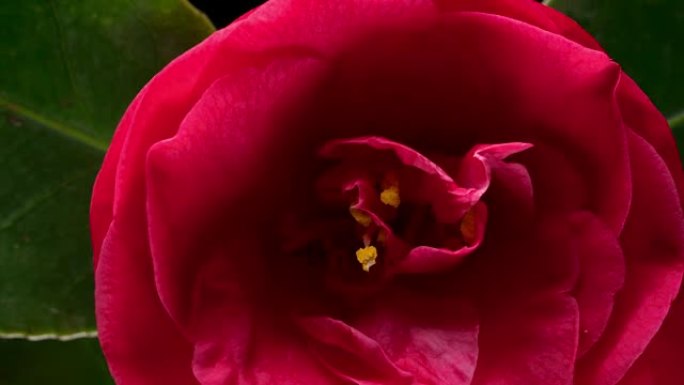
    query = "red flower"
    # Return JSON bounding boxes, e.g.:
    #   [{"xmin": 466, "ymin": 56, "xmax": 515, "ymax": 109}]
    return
[{"xmin": 90, "ymin": 1, "xmax": 684, "ymax": 384}]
